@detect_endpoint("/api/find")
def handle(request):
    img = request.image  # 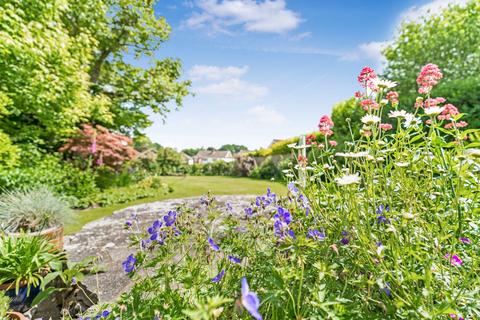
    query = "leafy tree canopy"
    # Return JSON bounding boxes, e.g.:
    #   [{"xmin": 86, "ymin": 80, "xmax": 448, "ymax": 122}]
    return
[
  {"xmin": 383, "ymin": 0, "xmax": 480, "ymax": 126},
  {"xmin": 219, "ymin": 144, "xmax": 248, "ymax": 153}
]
